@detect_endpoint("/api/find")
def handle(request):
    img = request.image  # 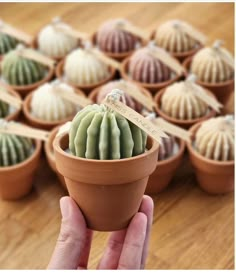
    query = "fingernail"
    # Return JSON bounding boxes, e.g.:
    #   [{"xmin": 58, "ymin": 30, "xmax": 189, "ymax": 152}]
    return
[{"xmin": 60, "ymin": 197, "xmax": 70, "ymax": 218}]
